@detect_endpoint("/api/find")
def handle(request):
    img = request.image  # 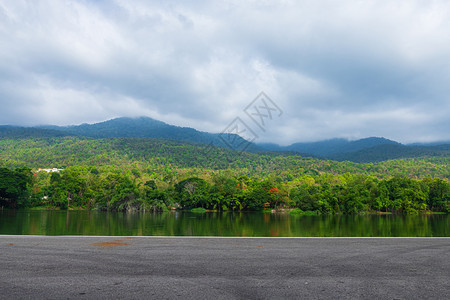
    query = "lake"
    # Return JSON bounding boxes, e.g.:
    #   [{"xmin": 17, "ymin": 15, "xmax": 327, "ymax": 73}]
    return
[{"xmin": 1, "ymin": 210, "xmax": 449, "ymax": 237}]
